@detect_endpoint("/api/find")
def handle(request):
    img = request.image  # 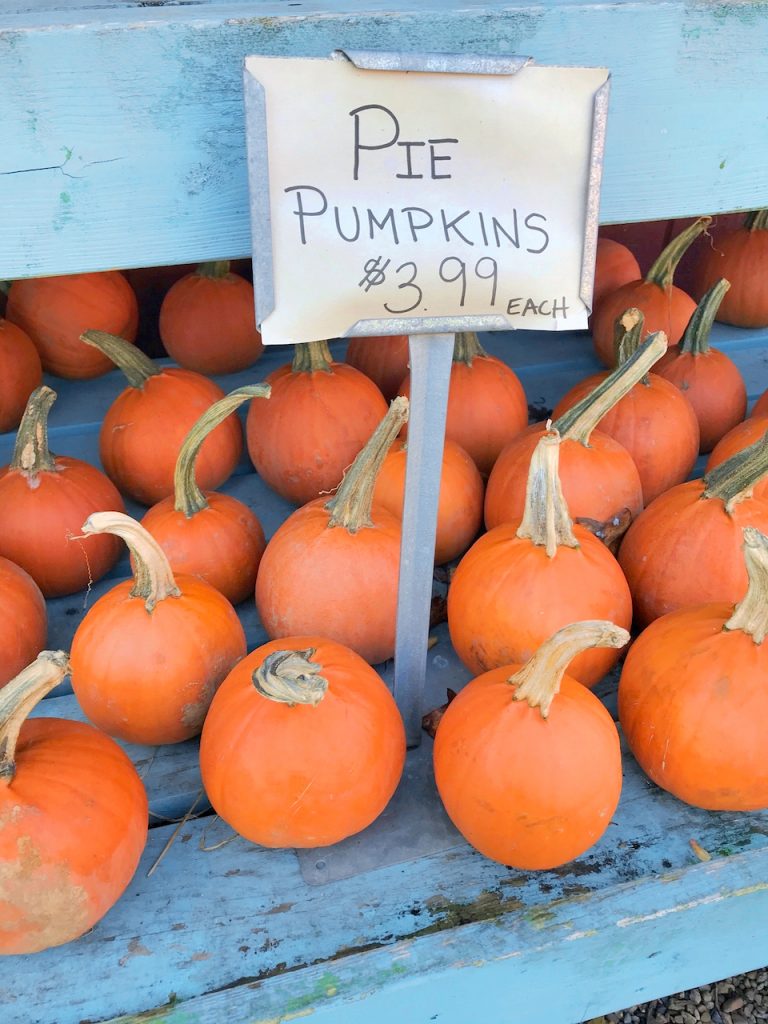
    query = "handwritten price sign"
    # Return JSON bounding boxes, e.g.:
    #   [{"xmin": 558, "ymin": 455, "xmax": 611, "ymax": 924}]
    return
[{"xmin": 245, "ymin": 53, "xmax": 608, "ymax": 346}]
